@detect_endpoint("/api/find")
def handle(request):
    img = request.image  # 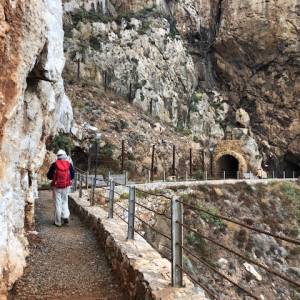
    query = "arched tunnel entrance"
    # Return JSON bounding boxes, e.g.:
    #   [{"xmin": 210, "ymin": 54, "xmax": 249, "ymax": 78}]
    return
[{"xmin": 216, "ymin": 154, "xmax": 239, "ymax": 179}]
